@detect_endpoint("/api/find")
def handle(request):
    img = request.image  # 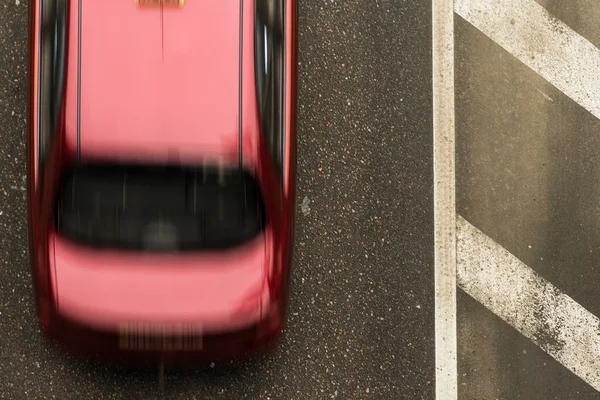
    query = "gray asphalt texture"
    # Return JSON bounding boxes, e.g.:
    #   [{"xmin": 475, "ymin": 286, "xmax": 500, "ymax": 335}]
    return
[
  {"xmin": 456, "ymin": 2, "xmax": 600, "ymax": 399},
  {"xmin": 0, "ymin": 1, "xmax": 435, "ymax": 399}
]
